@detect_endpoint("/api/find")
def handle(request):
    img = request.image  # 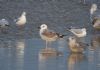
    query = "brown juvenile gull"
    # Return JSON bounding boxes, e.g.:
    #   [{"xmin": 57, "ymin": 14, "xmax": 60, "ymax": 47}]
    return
[
  {"xmin": 39, "ymin": 24, "xmax": 66, "ymax": 49},
  {"xmin": 68, "ymin": 36, "xmax": 88, "ymax": 53}
]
